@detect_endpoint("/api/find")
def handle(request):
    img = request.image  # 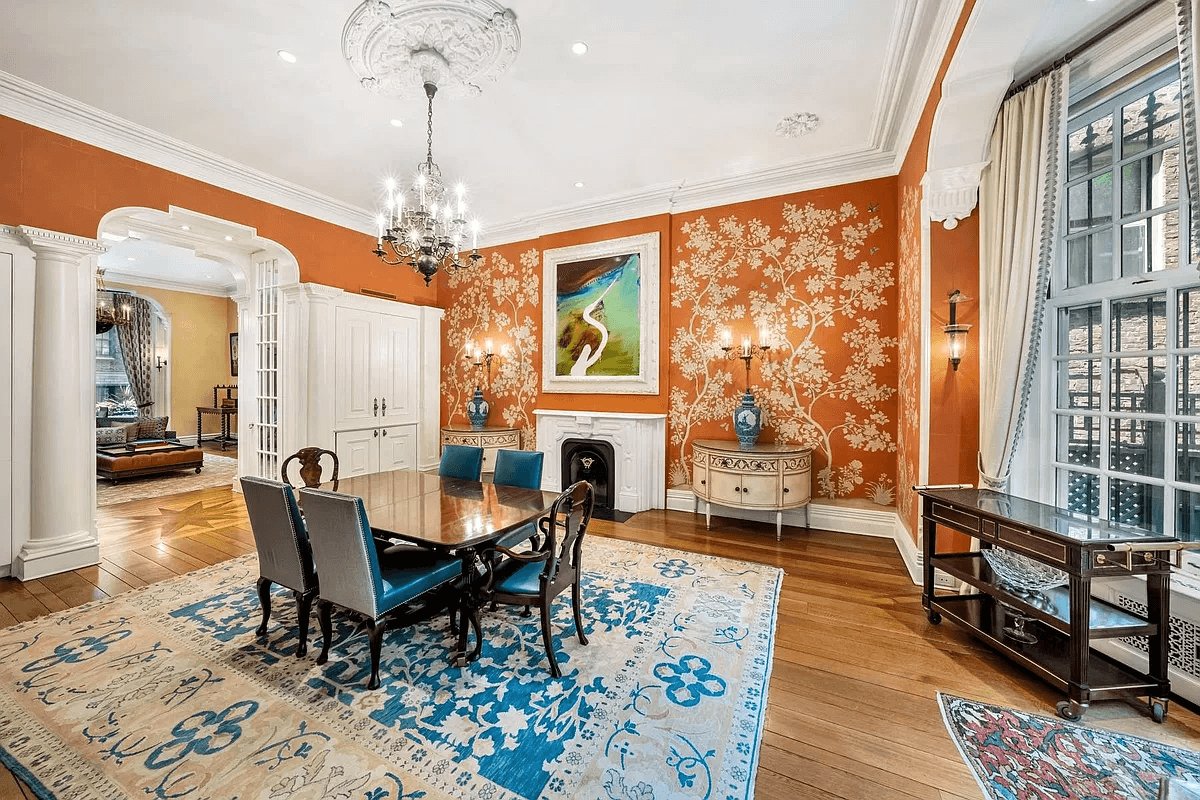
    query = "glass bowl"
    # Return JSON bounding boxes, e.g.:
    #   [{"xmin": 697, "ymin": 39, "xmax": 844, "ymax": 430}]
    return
[{"xmin": 982, "ymin": 546, "xmax": 1068, "ymax": 594}]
